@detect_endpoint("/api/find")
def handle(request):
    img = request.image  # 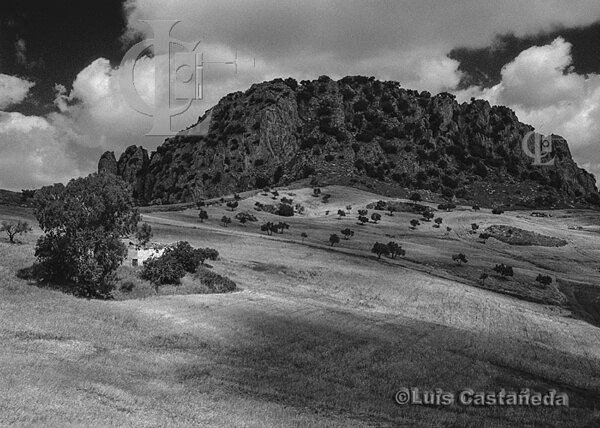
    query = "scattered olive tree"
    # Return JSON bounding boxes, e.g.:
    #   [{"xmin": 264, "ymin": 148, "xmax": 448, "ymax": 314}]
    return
[
  {"xmin": 341, "ymin": 228, "xmax": 354, "ymax": 240},
  {"xmin": 1, "ymin": 220, "xmax": 31, "ymax": 243},
  {"xmin": 198, "ymin": 209, "xmax": 208, "ymax": 223},
  {"xmin": 452, "ymin": 253, "xmax": 468, "ymax": 265},
  {"xmin": 410, "ymin": 219, "xmax": 420, "ymax": 229},
  {"xmin": 221, "ymin": 216, "xmax": 232, "ymax": 227},
  {"xmin": 371, "ymin": 242, "xmax": 389, "ymax": 259},
  {"xmin": 493, "ymin": 263, "xmax": 514, "ymax": 278},
  {"xmin": 371, "ymin": 213, "xmax": 382, "ymax": 223},
  {"xmin": 329, "ymin": 233, "xmax": 340, "ymax": 246},
  {"xmin": 387, "ymin": 241, "xmax": 405, "ymax": 259},
  {"xmin": 358, "ymin": 216, "xmax": 369, "ymax": 225}
]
